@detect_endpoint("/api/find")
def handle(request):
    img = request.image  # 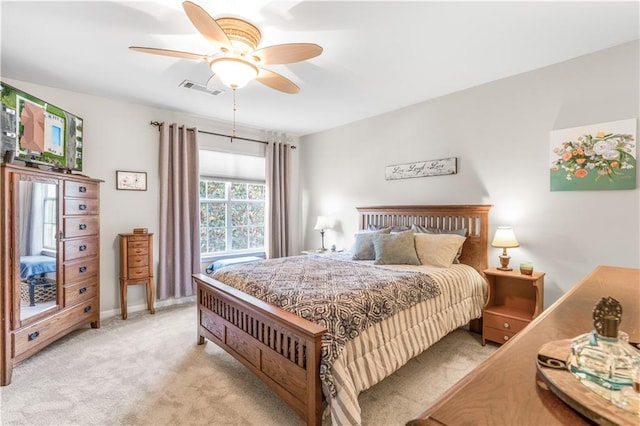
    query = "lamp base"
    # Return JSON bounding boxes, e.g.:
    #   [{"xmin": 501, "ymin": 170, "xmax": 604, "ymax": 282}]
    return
[{"xmin": 497, "ymin": 254, "xmax": 512, "ymax": 271}]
